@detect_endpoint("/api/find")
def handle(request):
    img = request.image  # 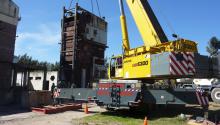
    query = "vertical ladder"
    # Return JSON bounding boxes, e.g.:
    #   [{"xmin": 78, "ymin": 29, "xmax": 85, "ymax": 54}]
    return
[{"xmin": 111, "ymin": 84, "xmax": 121, "ymax": 107}]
